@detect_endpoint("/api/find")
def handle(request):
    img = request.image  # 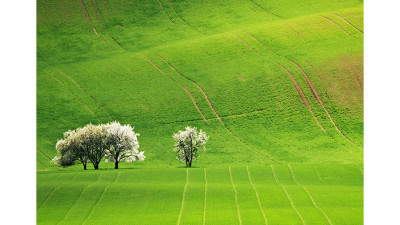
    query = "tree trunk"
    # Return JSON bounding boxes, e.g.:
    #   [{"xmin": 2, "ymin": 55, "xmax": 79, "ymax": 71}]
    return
[
  {"xmin": 189, "ymin": 161, "xmax": 192, "ymax": 167},
  {"xmin": 83, "ymin": 164, "xmax": 87, "ymax": 170},
  {"xmin": 94, "ymin": 164, "xmax": 99, "ymax": 170},
  {"xmin": 114, "ymin": 161, "xmax": 119, "ymax": 169}
]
